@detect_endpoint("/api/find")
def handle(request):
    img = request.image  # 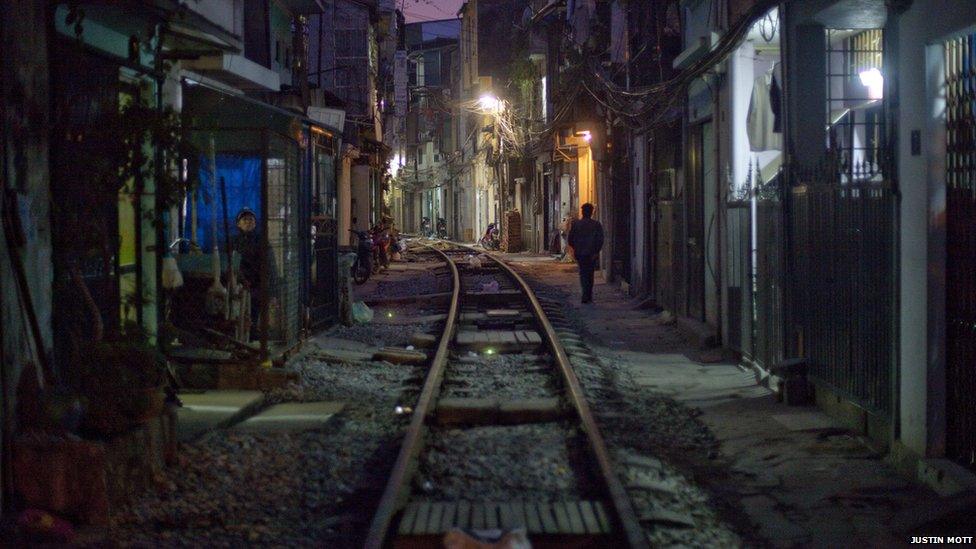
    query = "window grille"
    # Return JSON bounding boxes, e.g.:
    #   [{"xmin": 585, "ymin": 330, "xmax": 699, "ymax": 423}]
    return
[{"xmin": 825, "ymin": 29, "xmax": 885, "ymax": 182}]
